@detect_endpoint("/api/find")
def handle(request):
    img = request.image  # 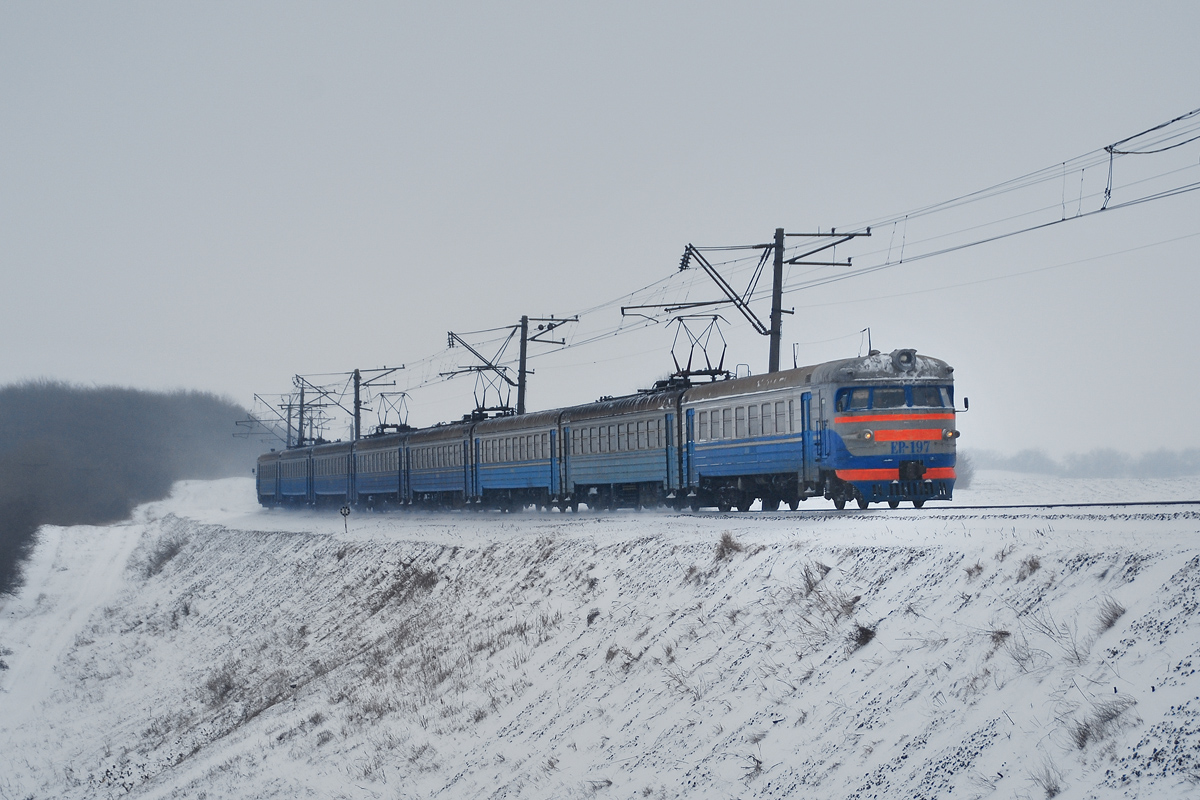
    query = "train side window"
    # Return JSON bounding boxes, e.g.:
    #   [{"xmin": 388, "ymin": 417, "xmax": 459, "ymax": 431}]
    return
[
  {"xmin": 542, "ymin": 433, "xmax": 549, "ymax": 458},
  {"xmin": 774, "ymin": 401, "xmax": 785, "ymax": 434},
  {"xmin": 617, "ymin": 423, "xmax": 625, "ymax": 452},
  {"xmin": 789, "ymin": 400, "xmax": 795, "ymax": 432},
  {"xmin": 761, "ymin": 403, "xmax": 772, "ymax": 435},
  {"xmin": 847, "ymin": 388, "xmax": 869, "ymax": 410},
  {"xmin": 637, "ymin": 421, "xmax": 646, "ymax": 450},
  {"xmin": 698, "ymin": 411, "xmax": 708, "ymax": 441},
  {"xmin": 735, "ymin": 407, "xmax": 746, "ymax": 438},
  {"xmin": 748, "ymin": 404, "xmax": 759, "ymax": 436},
  {"xmin": 873, "ymin": 387, "xmax": 906, "ymax": 408},
  {"xmin": 609, "ymin": 425, "xmax": 616, "ymax": 452},
  {"xmin": 722, "ymin": 408, "xmax": 732, "ymax": 439}
]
